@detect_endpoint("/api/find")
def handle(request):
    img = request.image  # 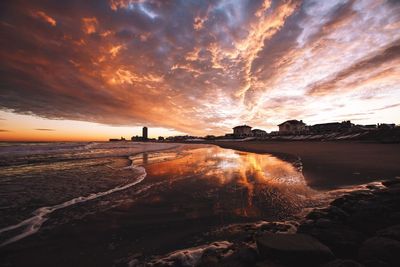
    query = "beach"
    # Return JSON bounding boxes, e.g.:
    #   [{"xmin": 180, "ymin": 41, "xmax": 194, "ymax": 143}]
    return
[
  {"xmin": 0, "ymin": 142, "xmax": 316, "ymax": 266},
  {"xmin": 214, "ymin": 141, "xmax": 400, "ymax": 190},
  {"xmin": 1, "ymin": 141, "xmax": 400, "ymax": 267}
]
